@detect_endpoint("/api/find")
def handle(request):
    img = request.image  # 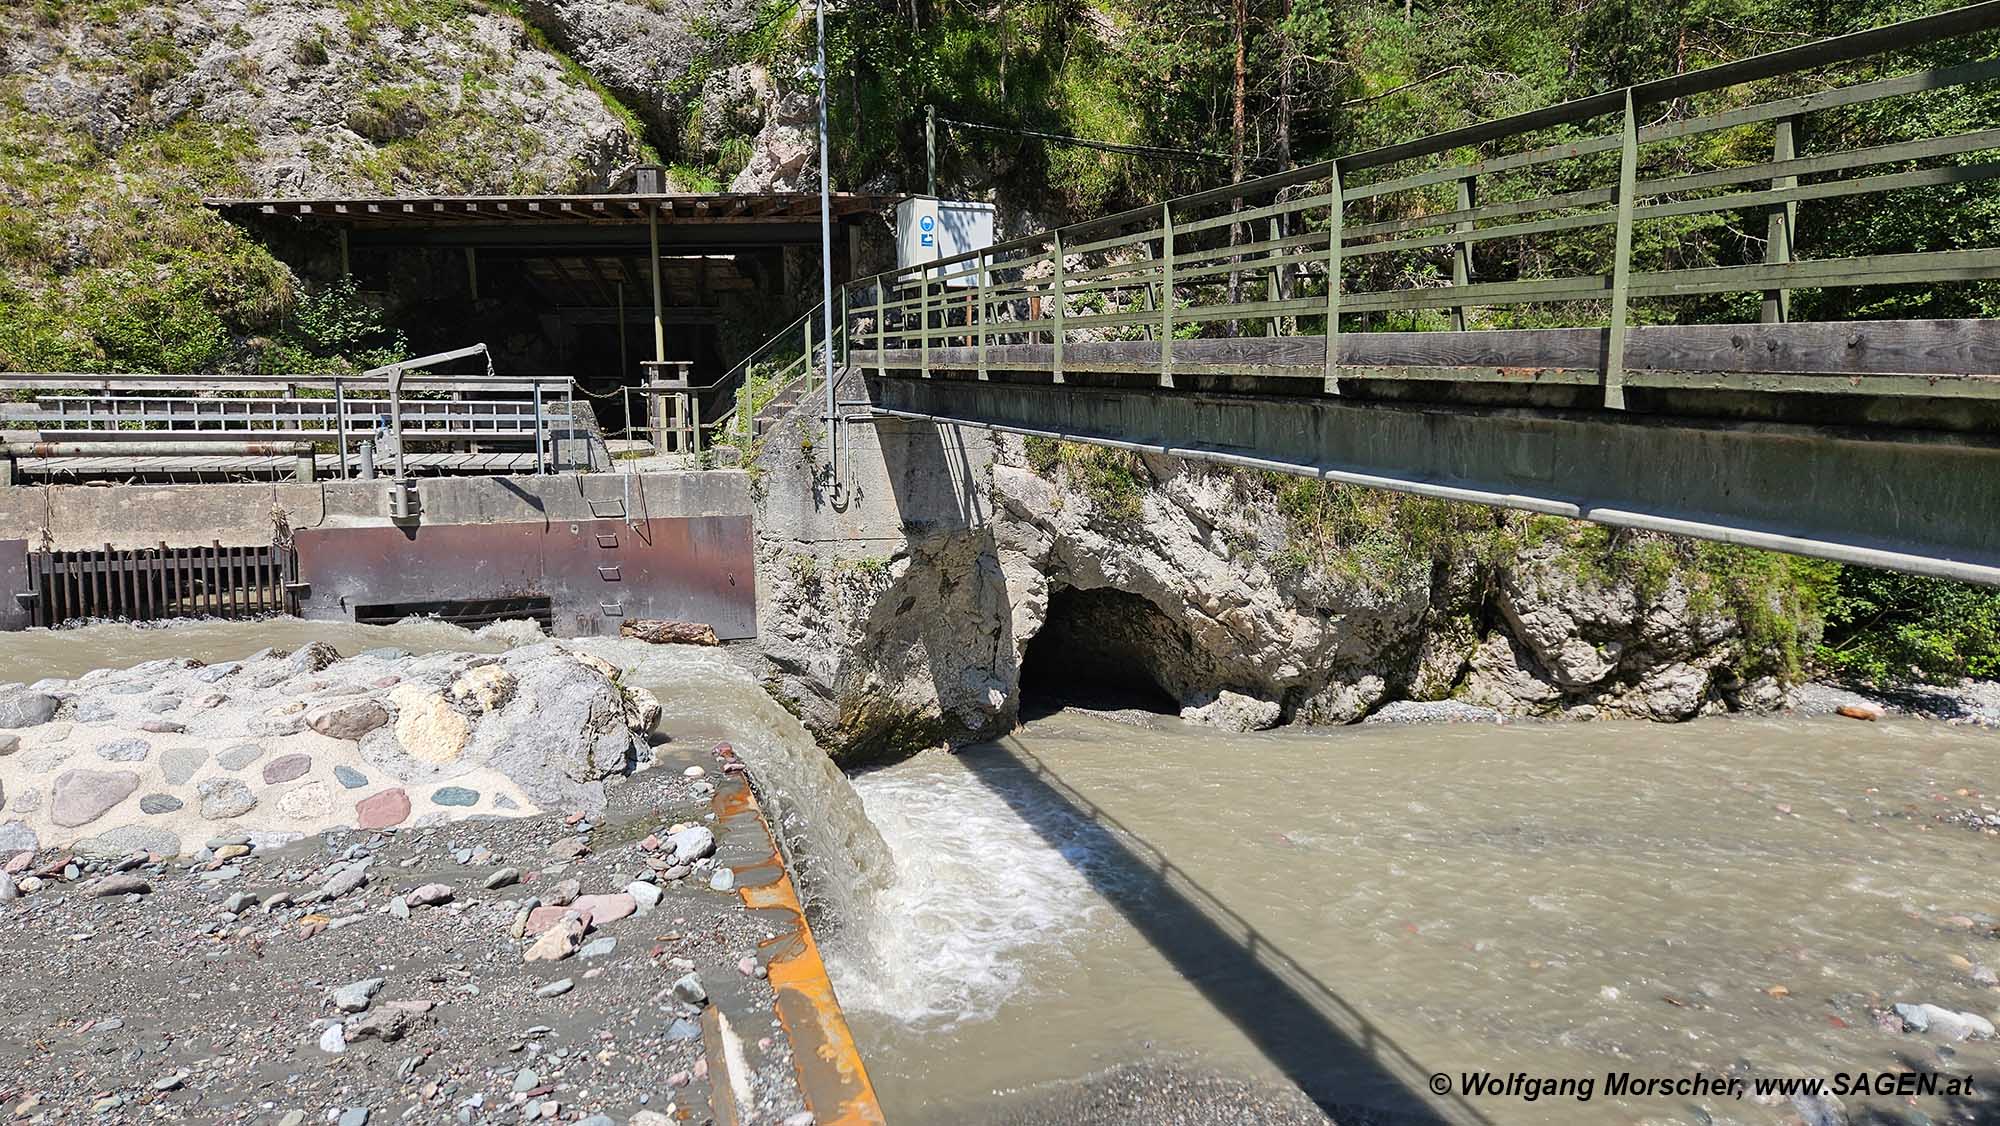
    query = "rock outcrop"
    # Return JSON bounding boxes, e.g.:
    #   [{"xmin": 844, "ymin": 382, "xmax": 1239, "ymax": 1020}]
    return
[{"xmin": 756, "ymin": 427, "xmax": 1806, "ymax": 761}]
